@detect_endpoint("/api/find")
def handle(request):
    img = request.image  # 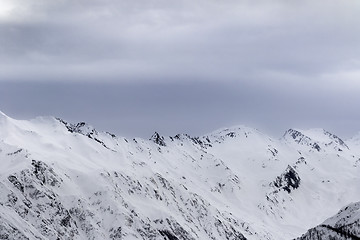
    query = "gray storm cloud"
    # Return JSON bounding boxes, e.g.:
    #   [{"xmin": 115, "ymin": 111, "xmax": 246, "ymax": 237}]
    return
[{"xmin": 1, "ymin": 0, "xmax": 360, "ymax": 84}]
